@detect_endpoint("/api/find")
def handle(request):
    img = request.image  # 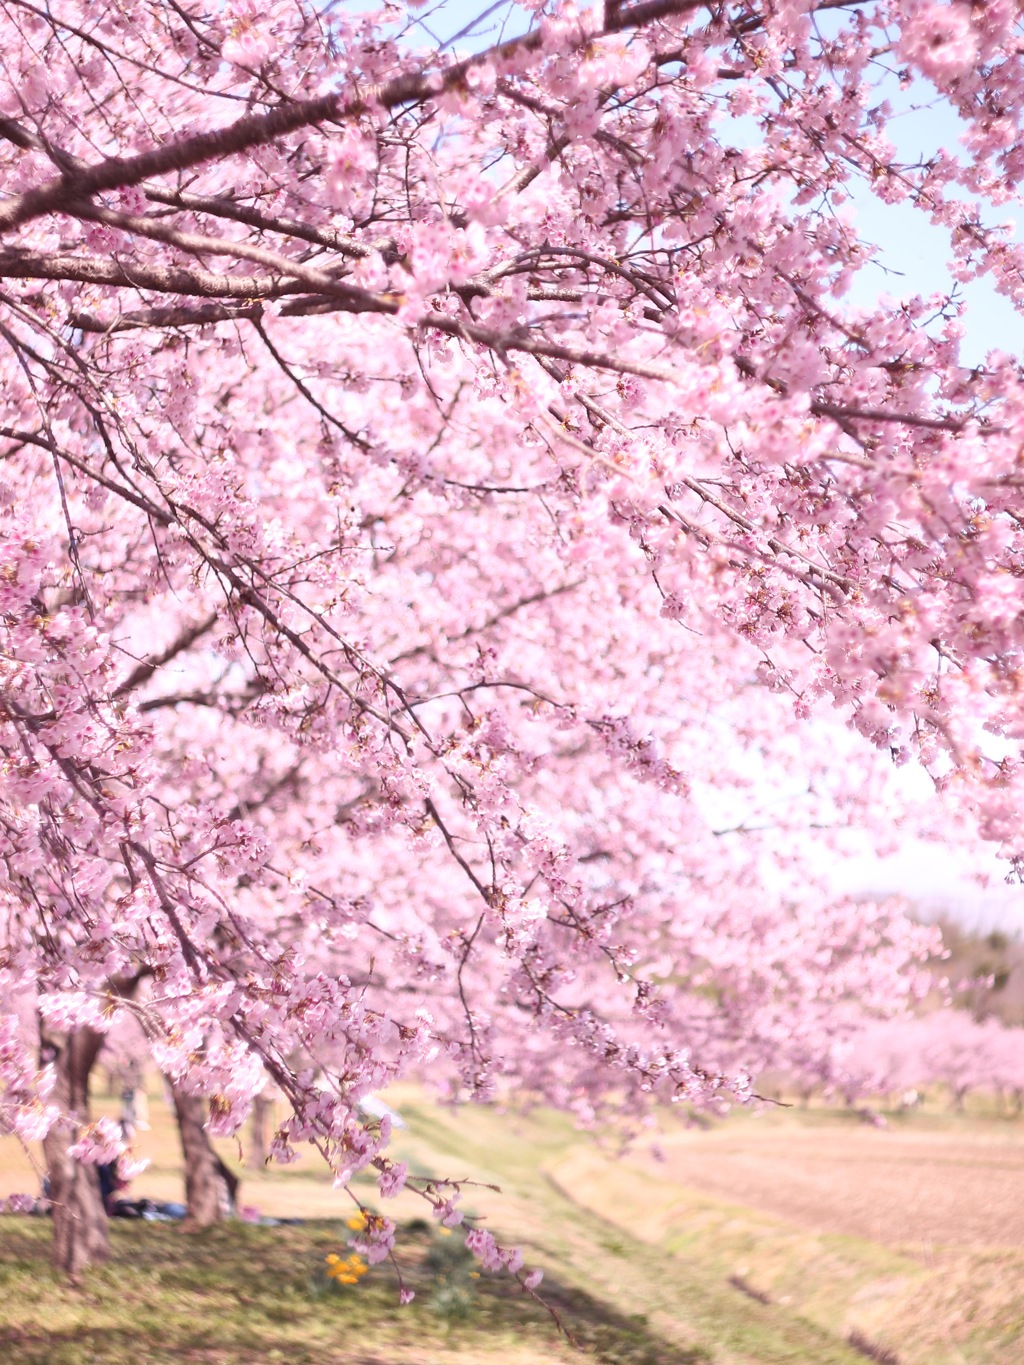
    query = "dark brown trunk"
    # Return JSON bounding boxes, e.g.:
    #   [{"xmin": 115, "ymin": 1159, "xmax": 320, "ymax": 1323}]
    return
[
  {"xmin": 170, "ymin": 1082, "xmax": 239, "ymax": 1227},
  {"xmin": 38, "ymin": 972, "xmax": 148, "ymax": 1279},
  {"xmin": 39, "ymin": 1024, "xmax": 110, "ymax": 1280}
]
